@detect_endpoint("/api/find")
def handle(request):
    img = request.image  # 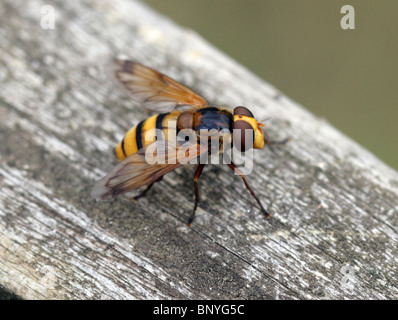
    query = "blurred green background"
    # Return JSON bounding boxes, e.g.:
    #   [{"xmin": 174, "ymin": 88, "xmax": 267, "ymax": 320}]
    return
[{"xmin": 143, "ymin": 0, "xmax": 398, "ymax": 171}]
